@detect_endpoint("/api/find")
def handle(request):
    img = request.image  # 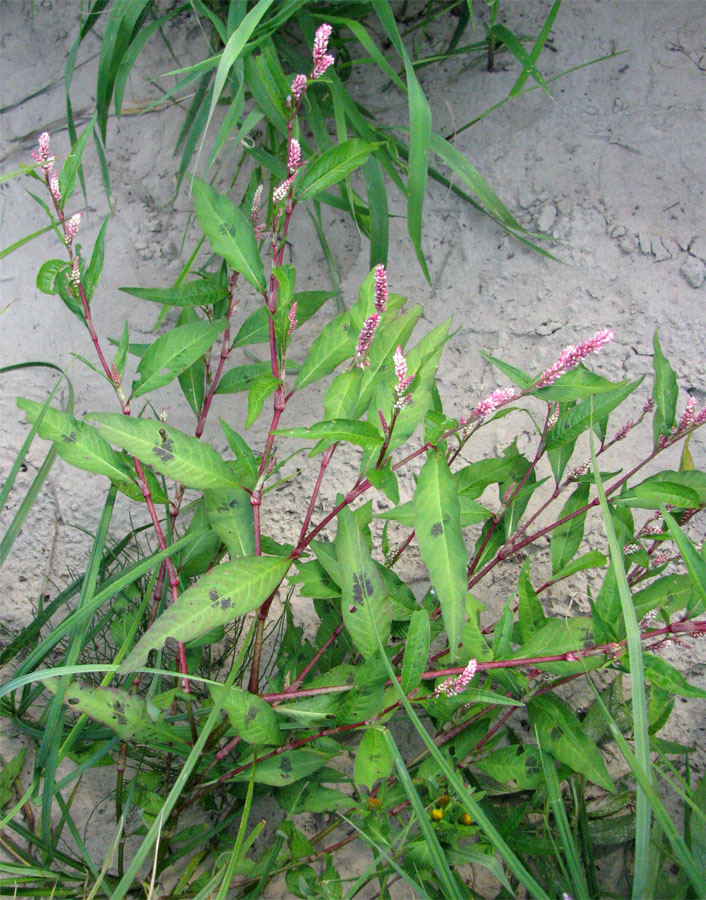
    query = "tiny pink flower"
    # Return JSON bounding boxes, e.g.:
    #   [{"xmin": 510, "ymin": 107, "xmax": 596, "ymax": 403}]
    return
[
  {"xmin": 64, "ymin": 212, "xmax": 82, "ymax": 245},
  {"xmin": 435, "ymin": 658, "xmax": 478, "ymax": 698},
  {"xmin": 355, "ymin": 312, "xmax": 380, "ymax": 368},
  {"xmin": 291, "ymin": 74, "xmax": 307, "ymax": 102},
  {"xmin": 568, "ymin": 458, "xmax": 591, "ymax": 480},
  {"xmin": 374, "ymin": 264, "xmax": 388, "ymax": 314}
]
